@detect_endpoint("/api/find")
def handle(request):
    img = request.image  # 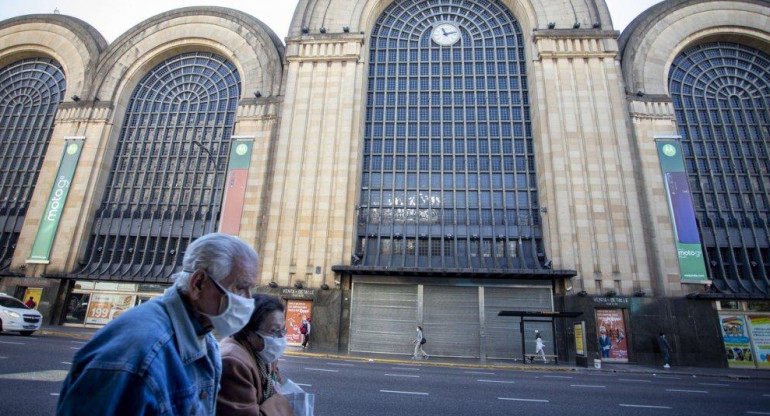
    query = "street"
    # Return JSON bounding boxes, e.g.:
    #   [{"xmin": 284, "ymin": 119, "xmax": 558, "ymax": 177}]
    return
[{"xmin": 0, "ymin": 332, "xmax": 769, "ymax": 415}]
